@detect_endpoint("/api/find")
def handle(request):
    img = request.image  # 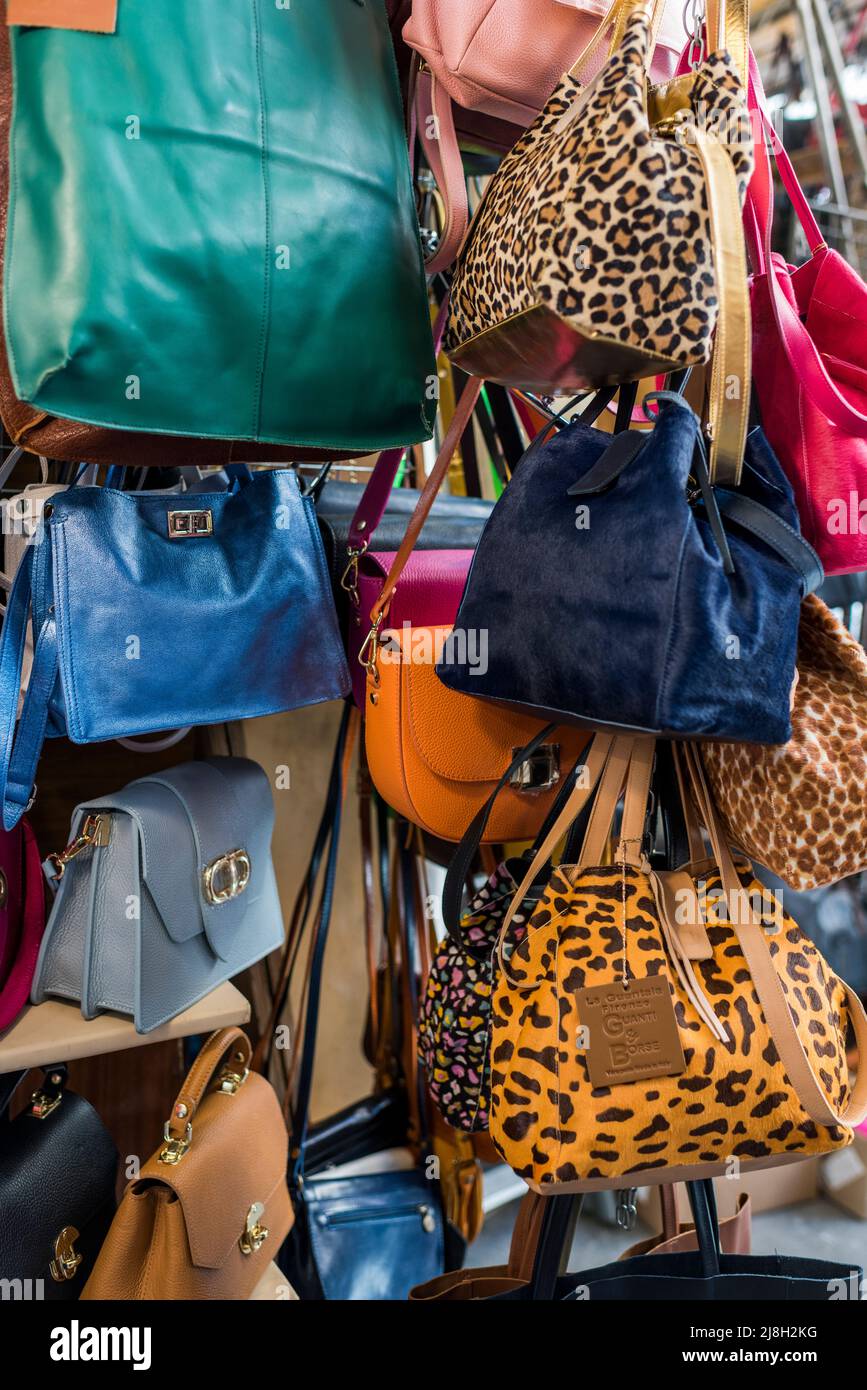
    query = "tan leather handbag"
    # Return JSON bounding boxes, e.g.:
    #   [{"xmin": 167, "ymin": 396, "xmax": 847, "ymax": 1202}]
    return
[{"xmin": 81, "ymin": 1028, "xmax": 293, "ymax": 1301}]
